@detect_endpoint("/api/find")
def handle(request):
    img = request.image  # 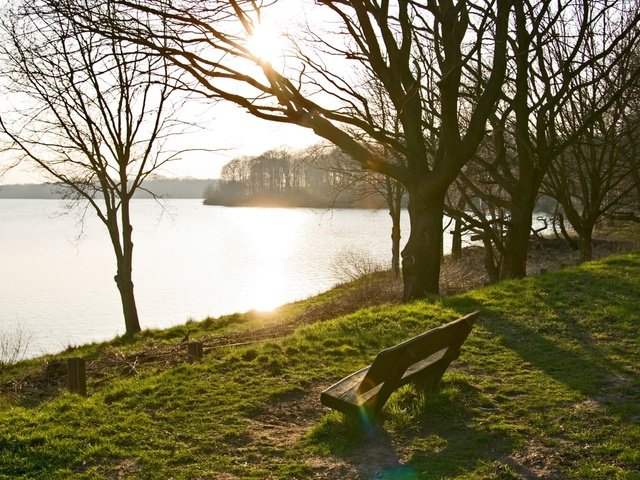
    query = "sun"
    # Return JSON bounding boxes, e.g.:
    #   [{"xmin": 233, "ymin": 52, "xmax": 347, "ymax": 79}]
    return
[{"xmin": 246, "ymin": 22, "xmax": 283, "ymax": 64}]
